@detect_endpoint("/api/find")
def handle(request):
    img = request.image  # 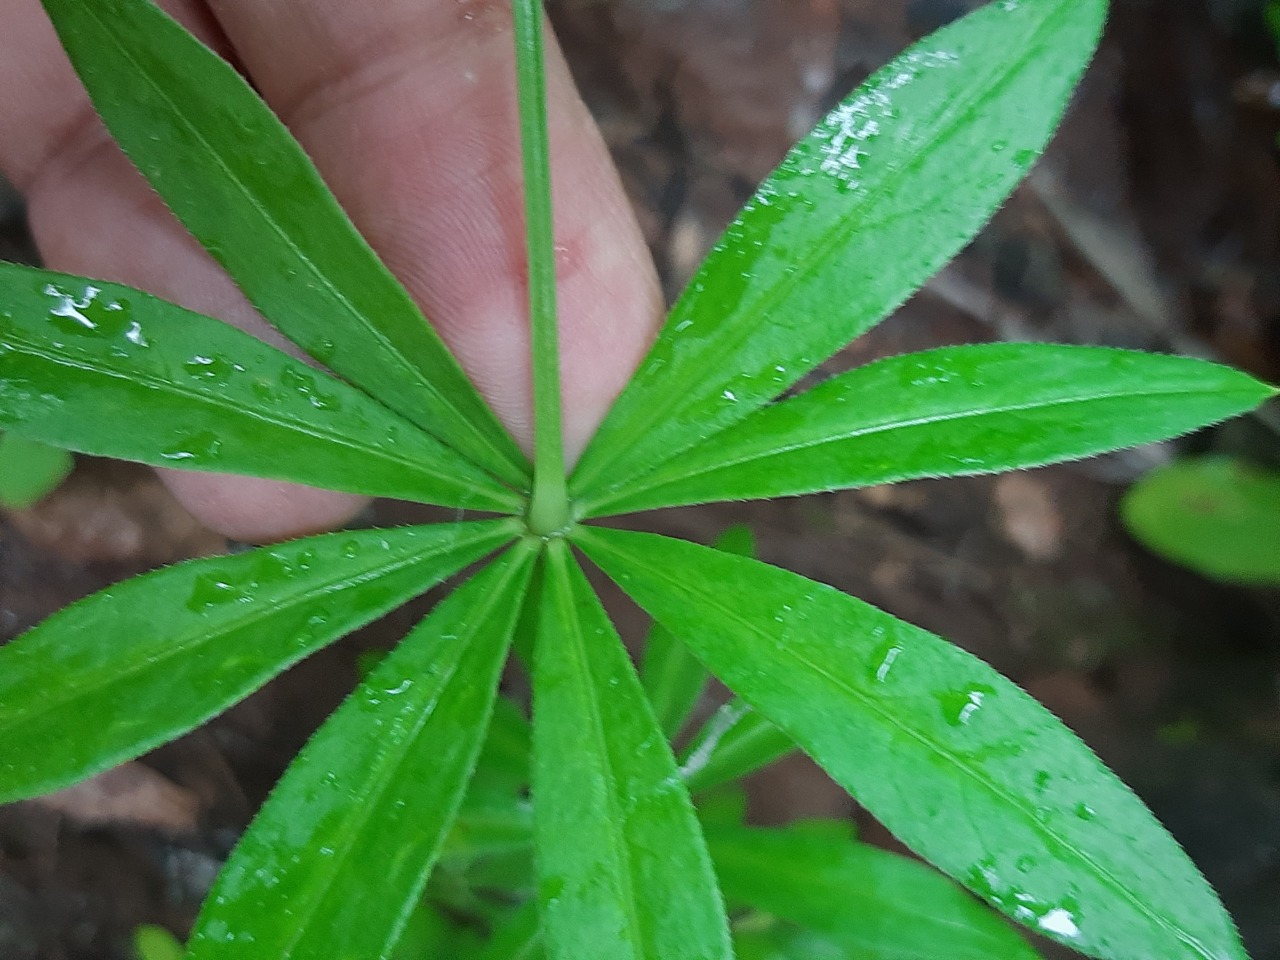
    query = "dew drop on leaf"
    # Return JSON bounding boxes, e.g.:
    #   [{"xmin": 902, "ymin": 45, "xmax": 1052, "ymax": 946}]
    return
[
  {"xmin": 160, "ymin": 430, "xmax": 223, "ymax": 463},
  {"xmin": 936, "ymin": 684, "xmax": 994, "ymax": 726}
]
